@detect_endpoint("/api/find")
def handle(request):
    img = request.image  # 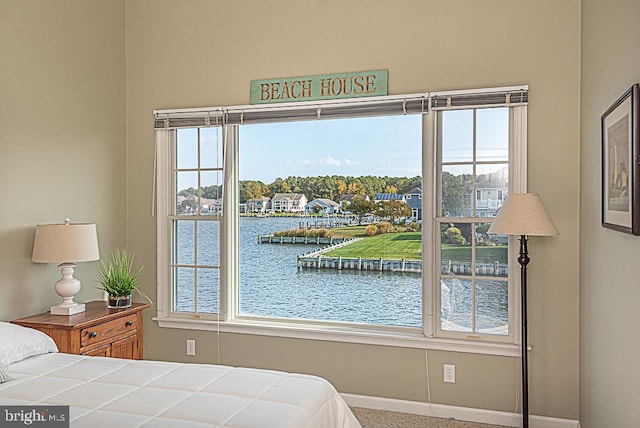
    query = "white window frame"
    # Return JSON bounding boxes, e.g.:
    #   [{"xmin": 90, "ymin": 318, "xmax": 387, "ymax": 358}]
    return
[
  {"xmin": 153, "ymin": 86, "xmax": 528, "ymax": 357},
  {"xmin": 428, "ymin": 106, "xmax": 527, "ymax": 344}
]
